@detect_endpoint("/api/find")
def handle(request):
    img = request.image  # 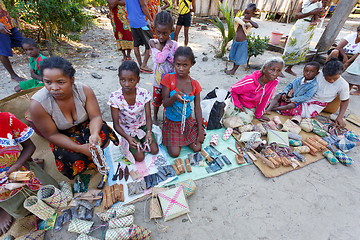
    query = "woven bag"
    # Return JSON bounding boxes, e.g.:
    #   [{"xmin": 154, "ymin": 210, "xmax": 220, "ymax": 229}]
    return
[
  {"xmin": 59, "ymin": 181, "xmax": 73, "ymax": 202},
  {"xmin": 222, "ymin": 116, "xmax": 244, "ymax": 128},
  {"xmin": 77, "ymin": 234, "xmax": 100, "ymax": 240},
  {"xmin": 149, "ymin": 197, "xmax": 162, "ymax": 219},
  {"xmin": 129, "ymin": 225, "xmax": 152, "ymax": 240},
  {"xmin": 344, "ymin": 131, "xmax": 360, "ymax": 143},
  {"xmin": 105, "ymin": 227, "xmax": 131, "ymax": 240},
  {"xmin": 336, "ymin": 138, "xmax": 356, "ymax": 152},
  {"xmin": 282, "ymin": 119, "xmax": 301, "ymax": 134},
  {"xmin": 291, "ymin": 115, "xmax": 302, "ymax": 125},
  {"xmin": 109, "ymin": 215, "xmax": 134, "ymax": 229},
  {"xmin": 158, "ymin": 185, "xmax": 190, "ymax": 222},
  {"xmin": 16, "ymin": 230, "xmax": 45, "ymax": 240},
  {"xmin": 289, "ymin": 139, "xmax": 302, "ymax": 147},
  {"xmin": 37, "ymin": 185, "xmax": 68, "ymax": 211},
  {"xmin": 267, "ymin": 121, "xmax": 278, "ymax": 130},
  {"xmin": 334, "ymin": 150, "xmax": 354, "ymax": 166},
  {"xmin": 68, "ymin": 218, "xmax": 94, "ymax": 234},
  {"xmin": 323, "ymin": 150, "xmax": 338, "ymax": 165},
  {"xmin": 97, "ymin": 205, "xmax": 135, "ymax": 222},
  {"xmin": 300, "ymin": 118, "xmax": 314, "ymax": 132},
  {"xmin": 9, "ymin": 215, "xmax": 37, "ymax": 238},
  {"xmin": 23, "ymin": 196, "xmax": 55, "ymax": 220},
  {"xmin": 294, "ymin": 146, "xmax": 310, "ymax": 154},
  {"xmin": 175, "ymin": 179, "xmax": 196, "ymax": 198}
]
